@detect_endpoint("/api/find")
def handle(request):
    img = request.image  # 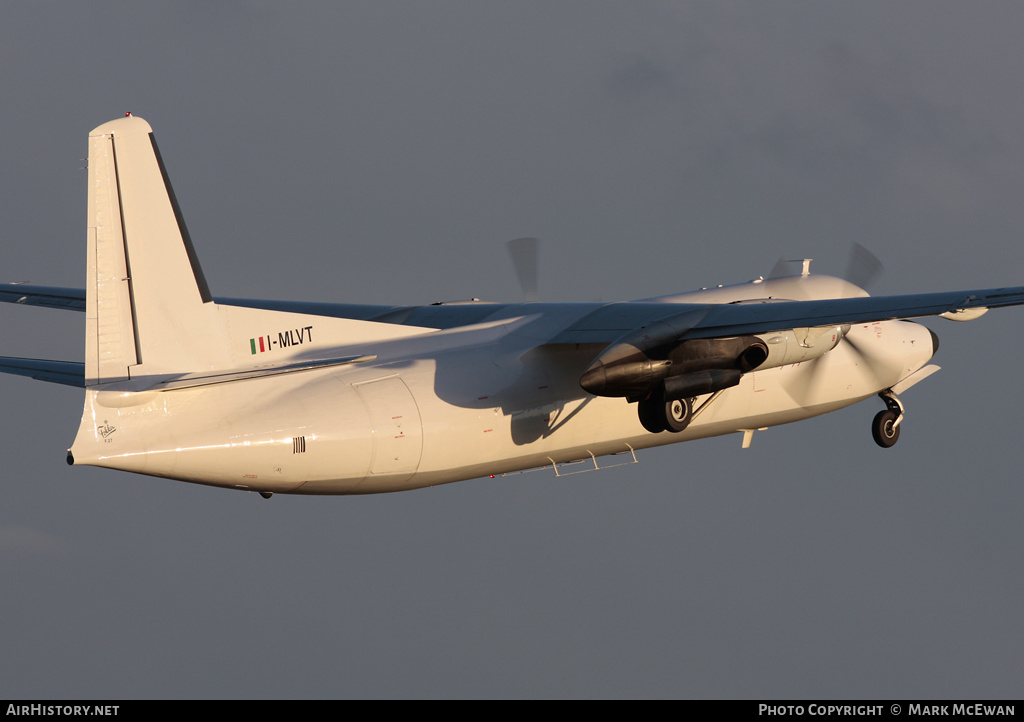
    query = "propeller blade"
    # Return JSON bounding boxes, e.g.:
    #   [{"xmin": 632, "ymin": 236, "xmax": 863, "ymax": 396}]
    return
[
  {"xmin": 839, "ymin": 329, "xmax": 889, "ymax": 389},
  {"xmin": 782, "ymin": 326, "xmax": 884, "ymax": 406},
  {"xmin": 767, "ymin": 245, "xmax": 883, "ymax": 296},
  {"xmin": 506, "ymin": 237, "xmax": 539, "ymax": 302},
  {"xmin": 845, "ymin": 243, "xmax": 884, "ymax": 293}
]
